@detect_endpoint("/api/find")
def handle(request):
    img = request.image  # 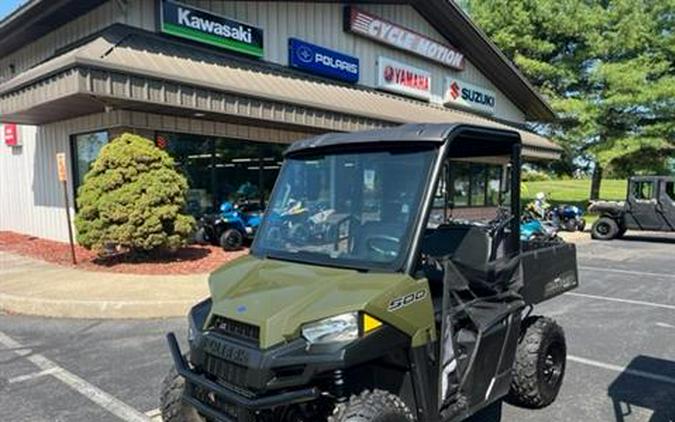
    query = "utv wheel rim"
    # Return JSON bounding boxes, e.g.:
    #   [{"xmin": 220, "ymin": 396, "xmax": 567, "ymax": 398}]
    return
[
  {"xmin": 542, "ymin": 341, "xmax": 564, "ymax": 388},
  {"xmin": 225, "ymin": 234, "xmax": 240, "ymax": 247},
  {"xmin": 596, "ymin": 223, "xmax": 610, "ymax": 235}
]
